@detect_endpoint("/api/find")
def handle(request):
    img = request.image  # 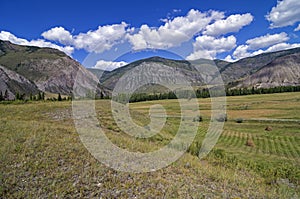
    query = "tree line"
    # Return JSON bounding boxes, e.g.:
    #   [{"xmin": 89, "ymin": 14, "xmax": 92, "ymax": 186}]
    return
[
  {"xmin": 0, "ymin": 90, "xmax": 71, "ymax": 102},
  {"xmin": 1, "ymin": 85, "xmax": 299, "ymax": 103},
  {"xmin": 114, "ymin": 85, "xmax": 300, "ymax": 103}
]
